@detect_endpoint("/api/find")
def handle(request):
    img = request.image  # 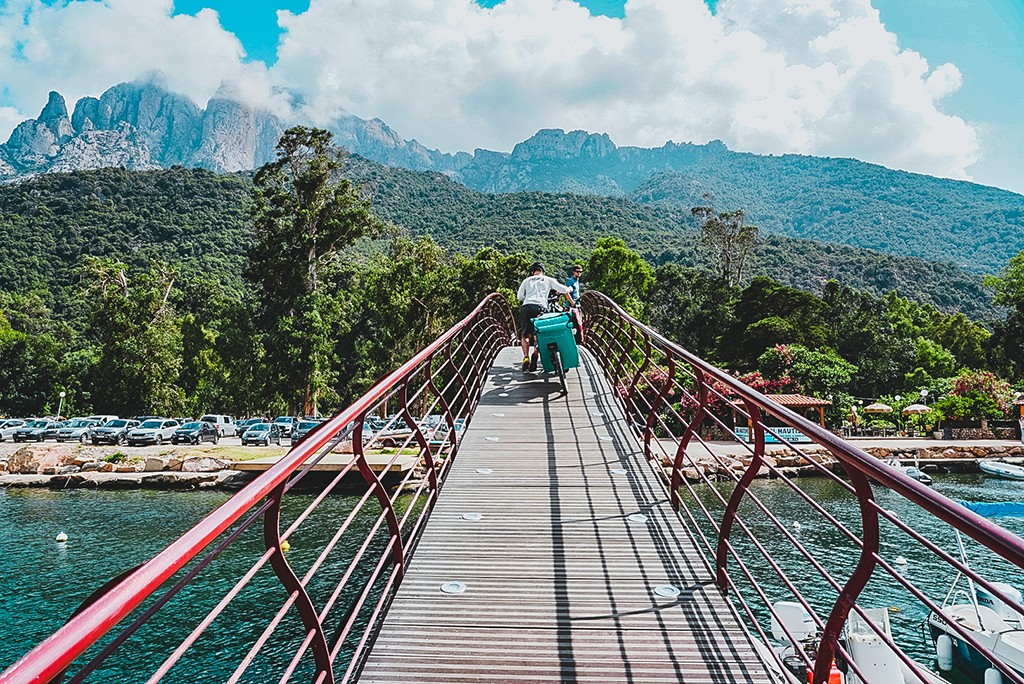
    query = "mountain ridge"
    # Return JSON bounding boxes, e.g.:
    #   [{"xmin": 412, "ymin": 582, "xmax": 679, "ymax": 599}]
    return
[{"xmin": 2, "ymin": 80, "xmax": 1022, "ymax": 274}]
